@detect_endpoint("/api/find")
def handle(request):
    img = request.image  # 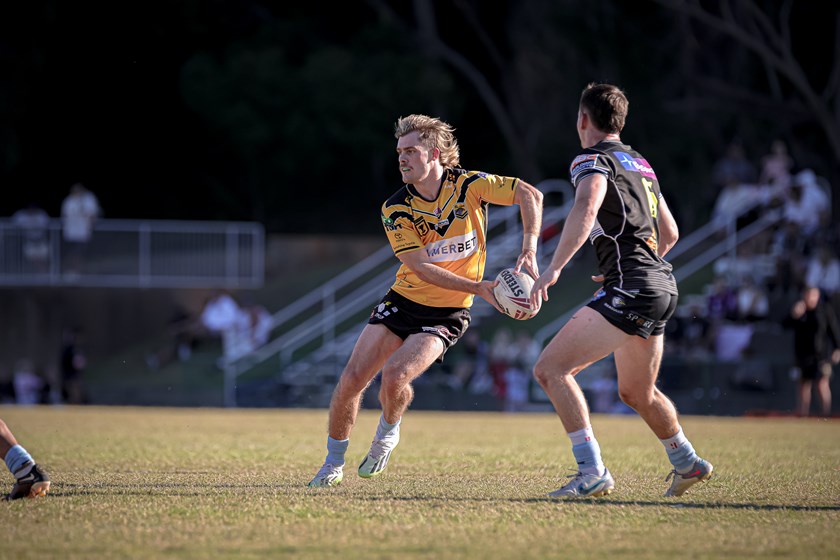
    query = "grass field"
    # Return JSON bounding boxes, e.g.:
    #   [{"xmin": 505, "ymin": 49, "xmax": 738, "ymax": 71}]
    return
[{"xmin": 1, "ymin": 406, "xmax": 839, "ymax": 559}]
